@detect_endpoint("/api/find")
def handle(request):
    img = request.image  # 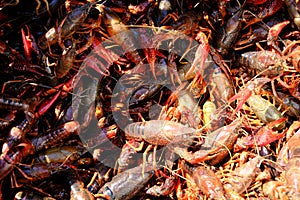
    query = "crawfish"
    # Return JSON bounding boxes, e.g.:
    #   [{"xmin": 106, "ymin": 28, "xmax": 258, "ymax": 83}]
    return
[
  {"xmin": 206, "ymin": 62, "xmax": 234, "ymax": 107},
  {"xmin": 239, "ymin": 50, "xmax": 286, "ymax": 76},
  {"xmin": 0, "ymin": 121, "xmax": 80, "ymax": 181},
  {"xmin": 245, "ymin": 95, "xmax": 285, "ymax": 129},
  {"xmin": 16, "ymin": 162, "xmax": 65, "ymax": 183},
  {"xmin": 229, "ymin": 78, "xmax": 285, "ymax": 128},
  {"xmin": 31, "ymin": 121, "xmax": 80, "ymax": 152},
  {"xmin": 87, "ymin": 163, "xmax": 112, "ymax": 194},
  {"xmin": 96, "ymin": 163, "xmax": 154, "ymax": 200},
  {"xmin": 244, "ymin": 0, "xmax": 284, "ymax": 28},
  {"xmin": 214, "ymin": 5, "xmax": 244, "ymax": 56},
  {"xmin": 116, "ymin": 140, "xmax": 140, "ymax": 173},
  {"xmin": 223, "ymin": 156, "xmax": 262, "ymax": 196},
  {"xmin": 146, "ymin": 172, "xmax": 177, "ymax": 197},
  {"xmin": 38, "ymin": 2, "xmax": 94, "ymax": 49},
  {"xmin": 2, "ymin": 91, "xmax": 51, "ymax": 149},
  {"xmin": 0, "ymin": 142, "xmax": 34, "ymax": 181},
  {"xmin": 265, "ymin": 128, "xmax": 300, "ymax": 199},
  {"xmin": 34, "ymin": 146, "xmax": 85, "ymax": 164},
  {"xmin": 177, "ymin": 89, "xmax": 201, "ymax": 128},
  {"xmin": 124, "ymin": 120, "xmax": 196, "ymax": 146},
  {"xmin": 100, "ymin": 6, "xmax": 143, "ymax": 64},
  {"xmin": 181, "ymin": 161, "xmax": 227, "ymax": 199},
  {"xmin": 0, "ymin": 96, "xmax": 39, "ymax": 120},
  {"xmin": 278, "ymin": 129, "xmax": 300, "ymax": 193},
  {"xmin": 174, "ymin": 118, "xmax": 241, "ymax": 165},
  {"xmin": 55, "ymin": 42, "xmax": 76, "ymax": 78},
  {"xmin": 234, "ymin": 118, "xmax": 287, "ymax": 152},
  {"xmin": 0, "ymin": 97, "xmax": 29, "ymax": 114},
  {"xmin": 163, "ymin": 86, "xmax": 201, "ymax": 128},
  {"xmin": 2, "ymin": 117, "xmax": 34, "ymax": 154},
  {"xmin": 278, "ymin": 92, "xmax": 300, "ymax": 118}
]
